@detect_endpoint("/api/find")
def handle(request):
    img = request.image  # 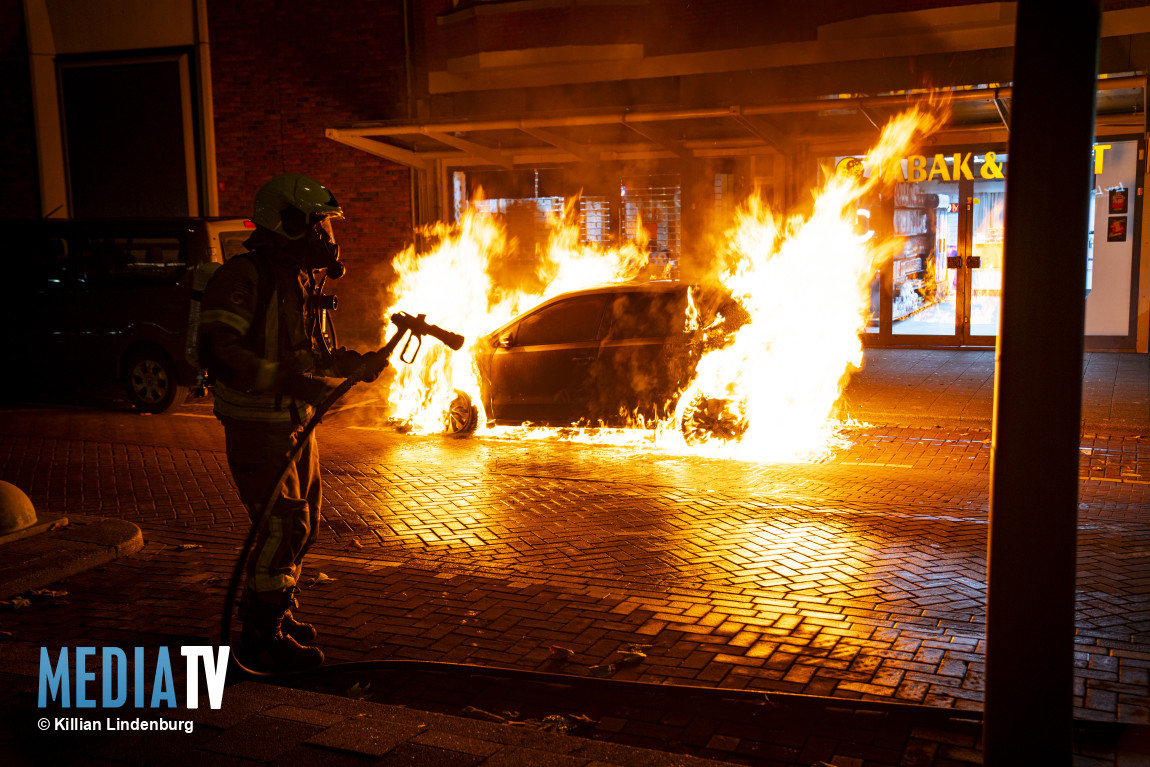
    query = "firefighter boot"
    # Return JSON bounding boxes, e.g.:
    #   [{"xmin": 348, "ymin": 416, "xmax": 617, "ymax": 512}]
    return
[
  {"xmin": 281, "ymin": 610, "xmax": 318, "ymax": 644},
  {"xmin": 280, "ymin": 586, "xmax": 318, "ymax": 644},
  {"xmin": 239, "ymin": 597, "xmax": 324, "ymax": 670}
]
